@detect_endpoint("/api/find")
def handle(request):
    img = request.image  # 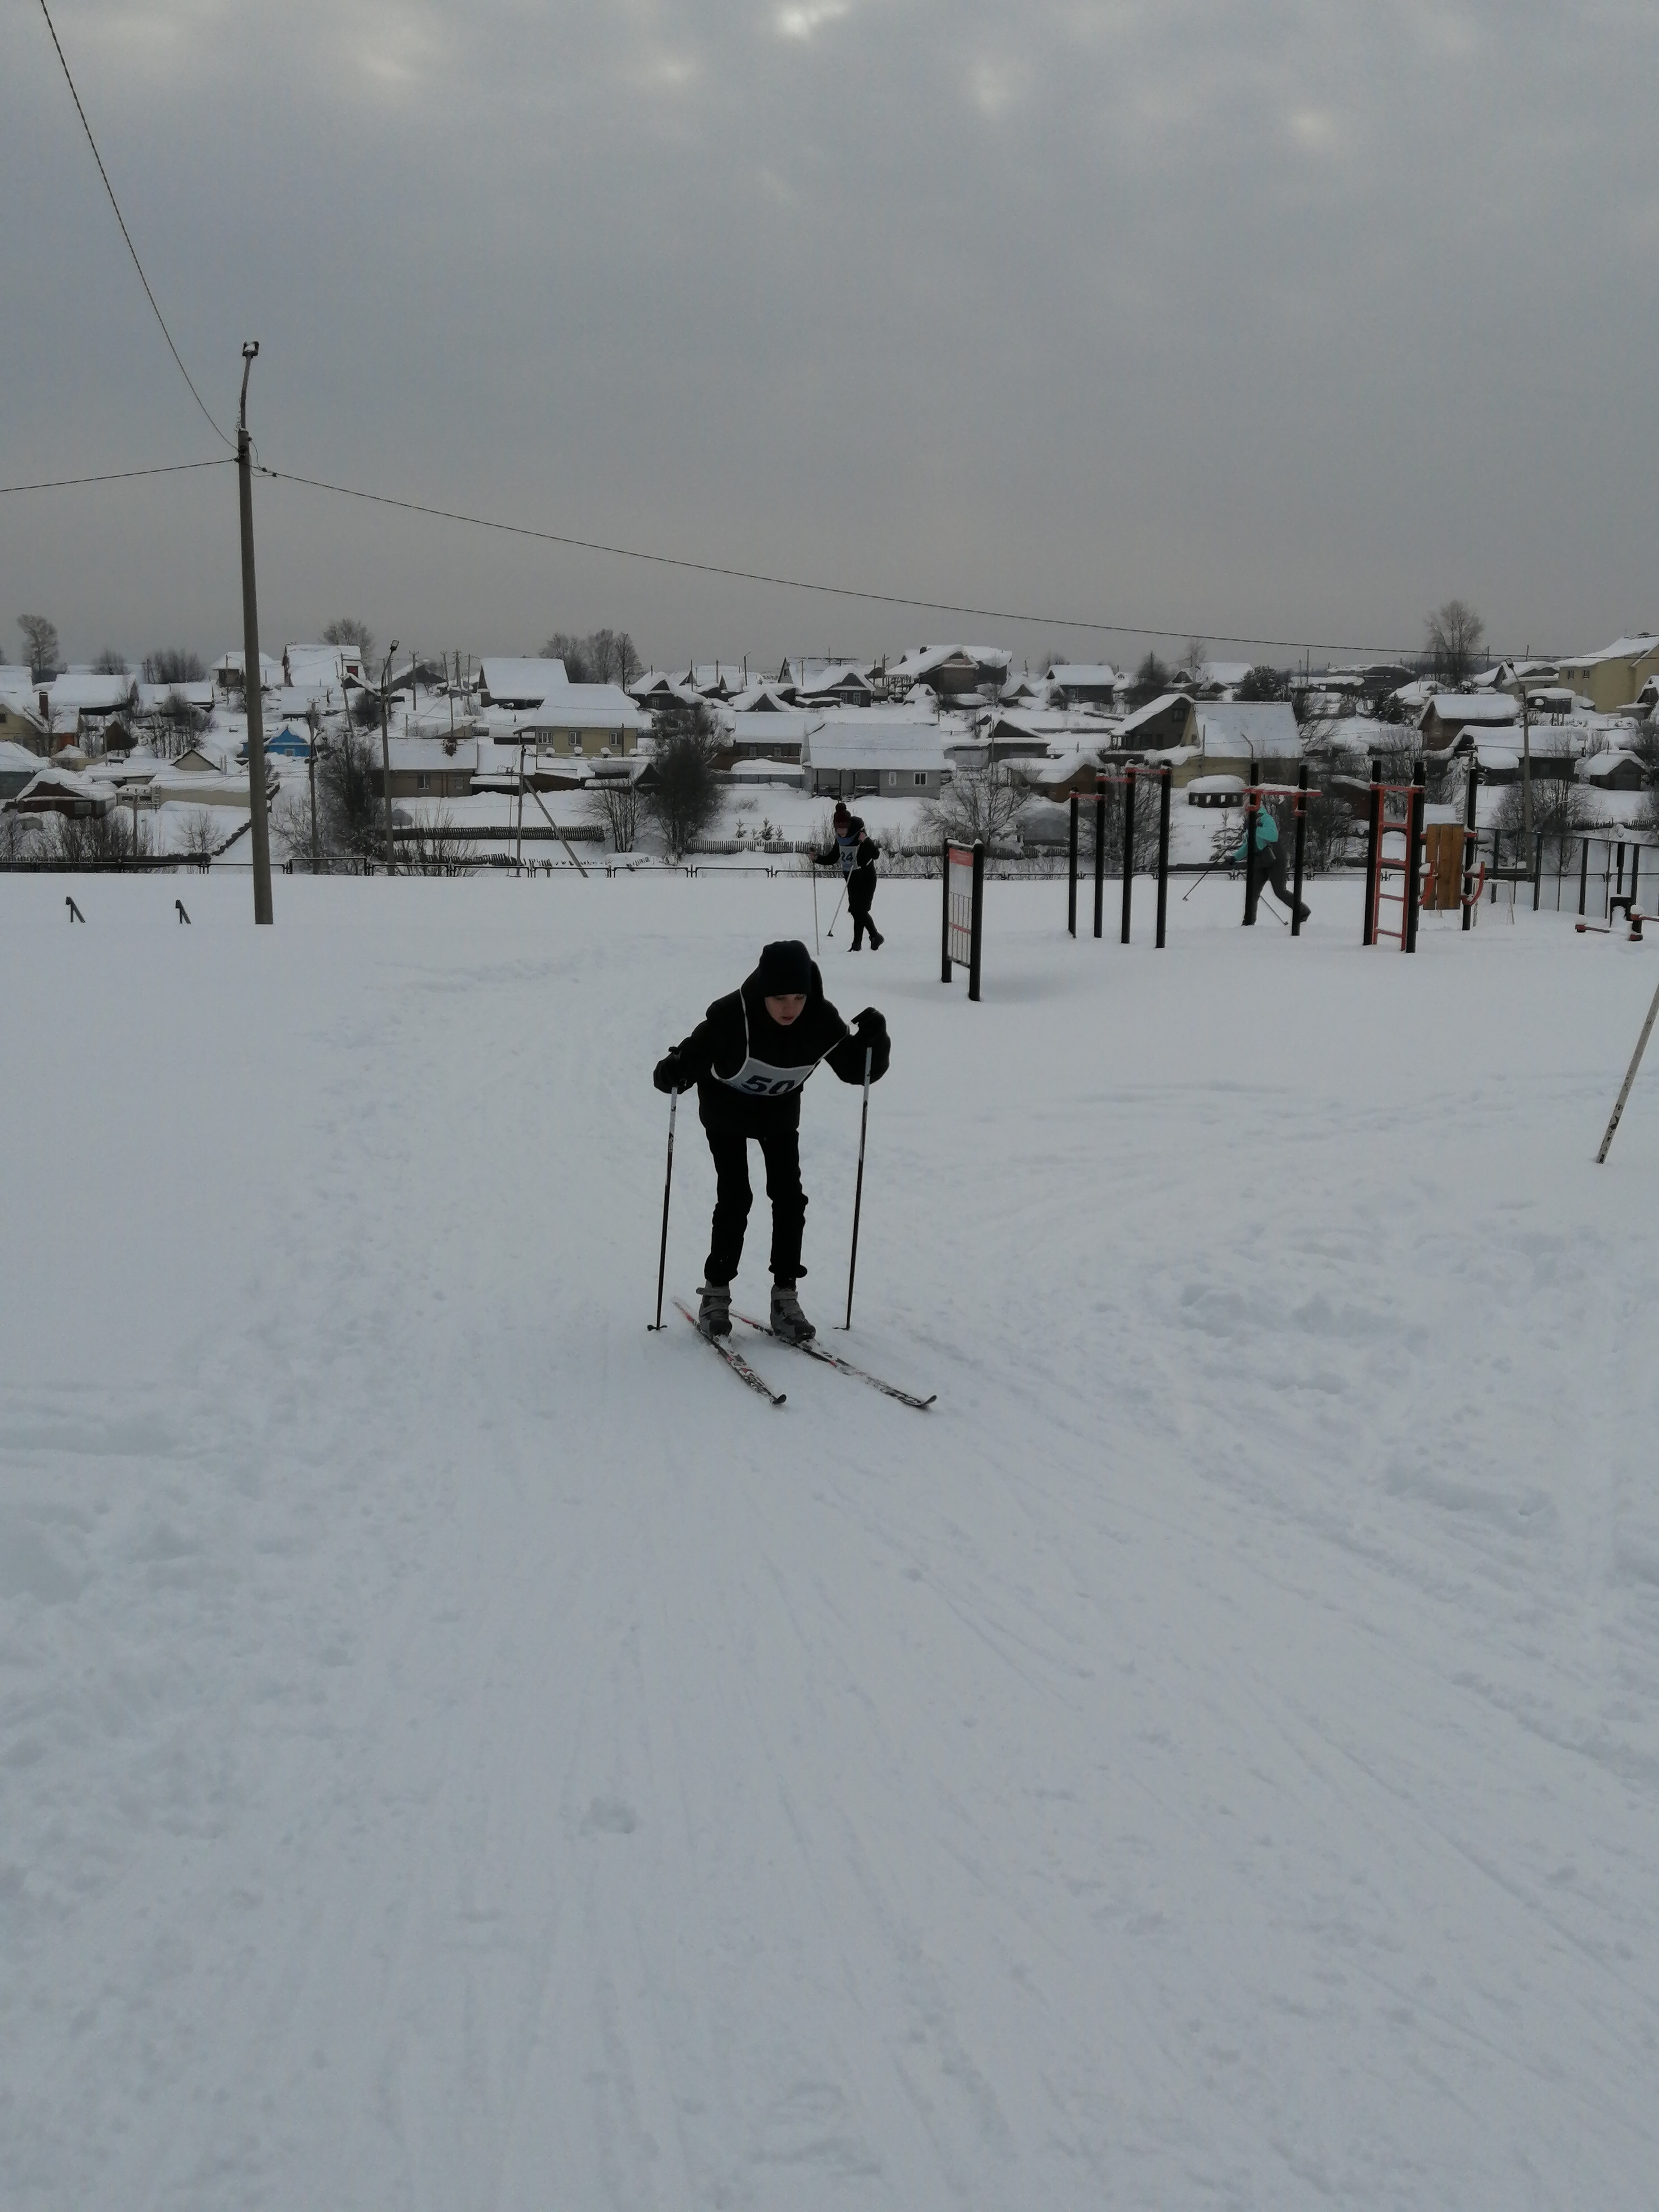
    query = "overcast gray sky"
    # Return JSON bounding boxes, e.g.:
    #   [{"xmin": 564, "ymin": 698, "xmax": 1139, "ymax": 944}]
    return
[{"xmin": 2, "ymin": 1, "xmax": 1656, "ymax": 674}]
